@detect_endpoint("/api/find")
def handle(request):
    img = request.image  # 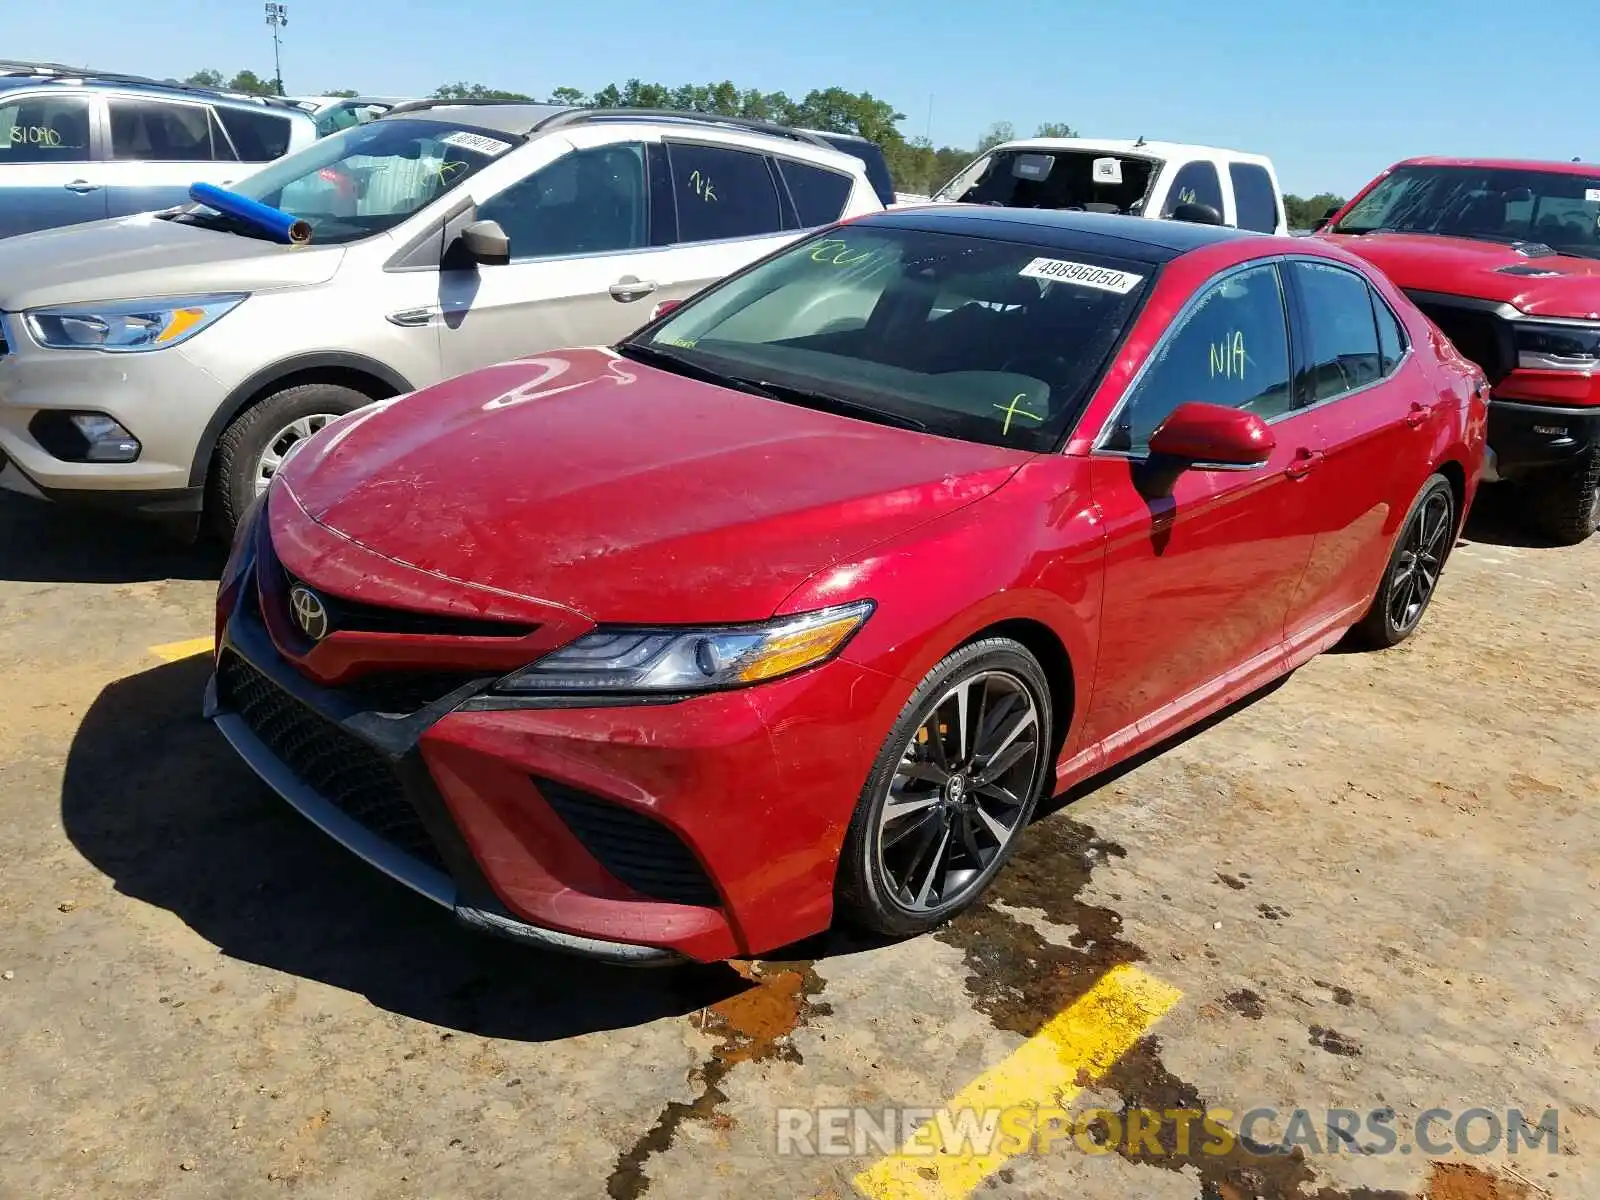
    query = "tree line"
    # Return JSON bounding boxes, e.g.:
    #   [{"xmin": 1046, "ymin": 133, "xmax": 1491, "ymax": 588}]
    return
[{"xmin": 185, "ymin": 69, "xmax": 1342, "ymax": 212}]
